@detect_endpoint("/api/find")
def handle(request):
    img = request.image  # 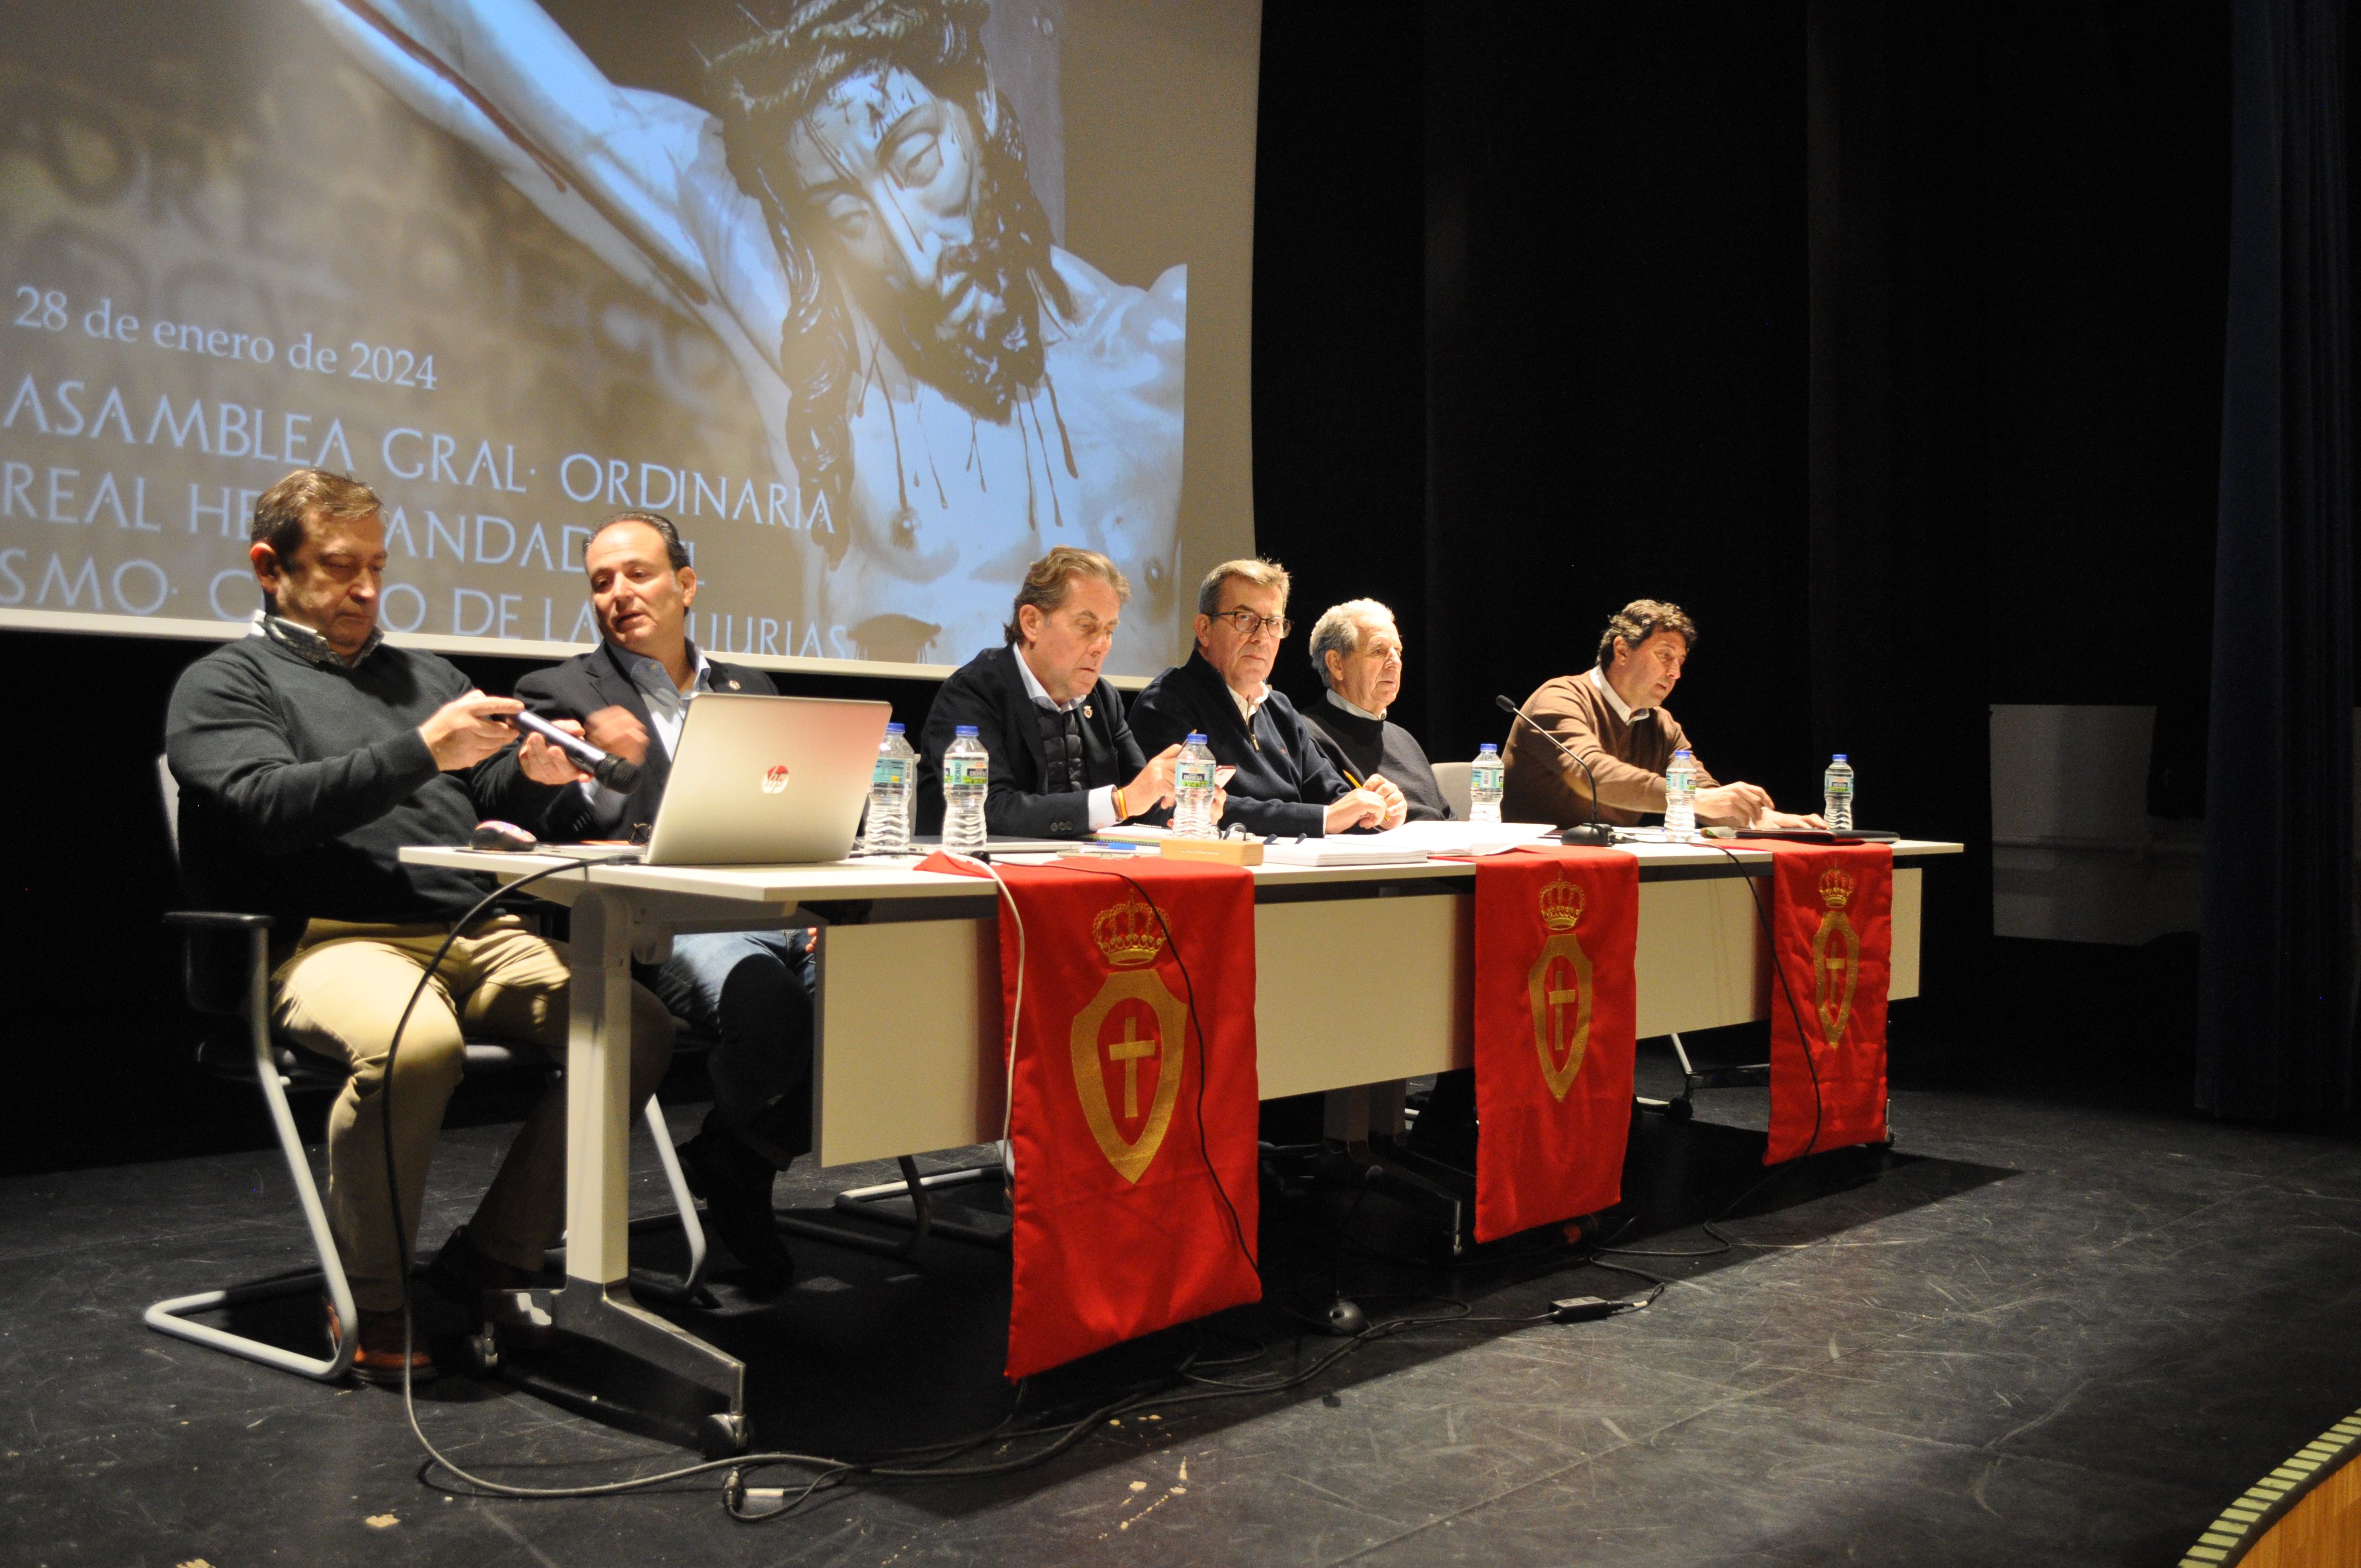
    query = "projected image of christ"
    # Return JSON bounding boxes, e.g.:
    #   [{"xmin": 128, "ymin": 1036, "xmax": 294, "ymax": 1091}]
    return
[{"xmin": 302, "ymin": 0, "xmax": 1184, "ymax": 667}]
